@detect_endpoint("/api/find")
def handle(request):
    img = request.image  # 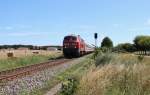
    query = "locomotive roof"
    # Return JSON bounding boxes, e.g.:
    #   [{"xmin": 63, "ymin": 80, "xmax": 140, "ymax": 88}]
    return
[
  {"xmin": 65, "ymin": 34, "xmax": 82, "ymax": 38},
  {"xmin": 65, "ymin": 34, "xmax": 77, "ymax": 37},
  {"xmin": 64, "ymin": 34, "xmax": 84, "ymax": 41}
]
